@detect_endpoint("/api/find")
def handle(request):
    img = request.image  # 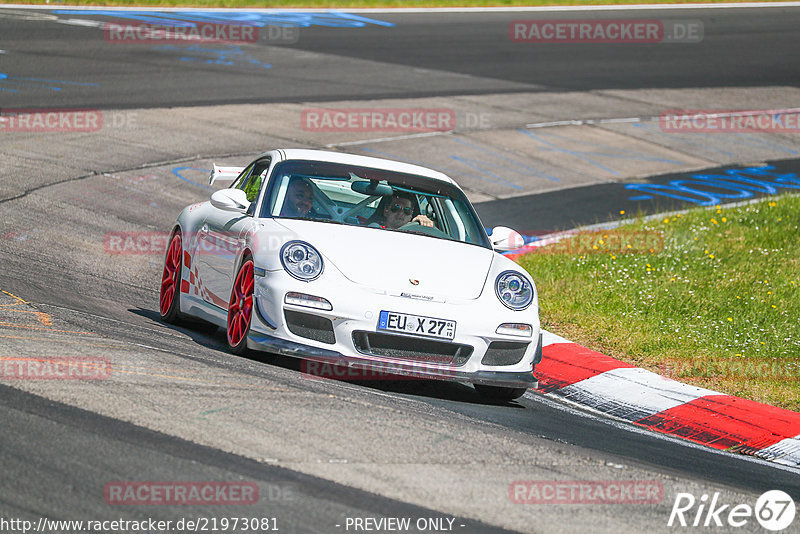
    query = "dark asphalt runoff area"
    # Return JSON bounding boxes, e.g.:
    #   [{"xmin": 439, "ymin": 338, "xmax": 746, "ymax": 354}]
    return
[
  {"xmin": 1, "ymin": 5, "xmax": 800, "ymax": 533},
  {"xmin": 475, "ymin": 157, "xmax": 800, "ymax": 231}
]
